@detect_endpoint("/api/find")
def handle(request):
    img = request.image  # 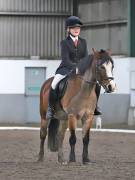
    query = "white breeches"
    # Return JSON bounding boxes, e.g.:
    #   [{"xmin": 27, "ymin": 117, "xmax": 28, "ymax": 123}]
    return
[{"xmin": 51, "ymin": 74, "xmax": 66, "ymax": 90}]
